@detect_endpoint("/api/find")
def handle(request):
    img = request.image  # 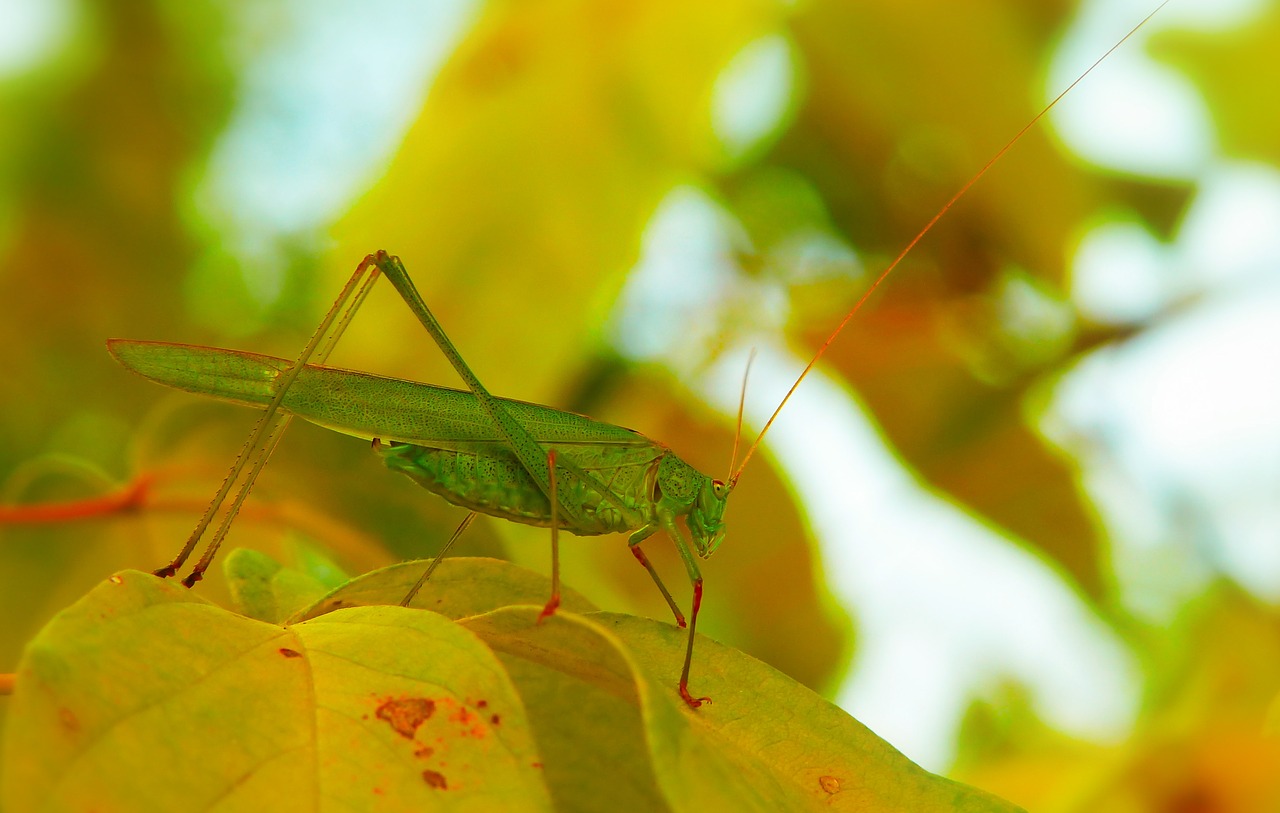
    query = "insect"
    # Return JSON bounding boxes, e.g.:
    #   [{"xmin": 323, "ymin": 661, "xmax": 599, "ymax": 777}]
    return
[
  {"xmin": 106, "ymin": 4, "xmax": 1166, "ymax": 709},
  {"xmin": 110, "ymin": 251, "xmax": 731, "ymax": 707}
]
